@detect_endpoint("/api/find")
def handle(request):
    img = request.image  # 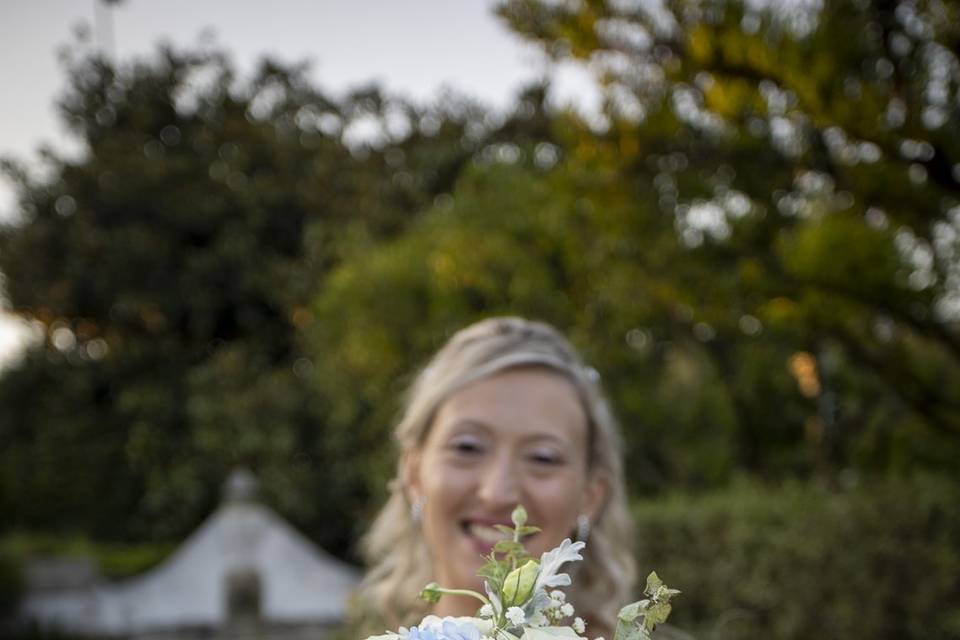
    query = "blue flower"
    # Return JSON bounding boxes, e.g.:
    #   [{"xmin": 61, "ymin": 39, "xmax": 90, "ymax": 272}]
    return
[{"xmin": 401, "ymin": 617, "xmax": 482, "ymax": 640}]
